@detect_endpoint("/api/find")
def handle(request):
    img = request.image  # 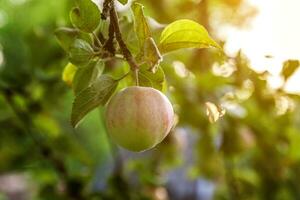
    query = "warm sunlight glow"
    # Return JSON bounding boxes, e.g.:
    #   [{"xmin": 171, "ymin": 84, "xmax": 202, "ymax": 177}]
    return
[{"xmin": 221, "ymin": 0, "xmax": 300, "ymax": 93}]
